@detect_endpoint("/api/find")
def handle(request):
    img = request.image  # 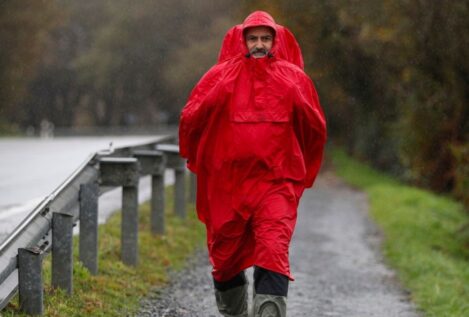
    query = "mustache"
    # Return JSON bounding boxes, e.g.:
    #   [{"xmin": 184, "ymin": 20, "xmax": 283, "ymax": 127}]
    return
[{"xmin": 249, "ymin": 48, "xmax": 268, "ymax": 55}]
